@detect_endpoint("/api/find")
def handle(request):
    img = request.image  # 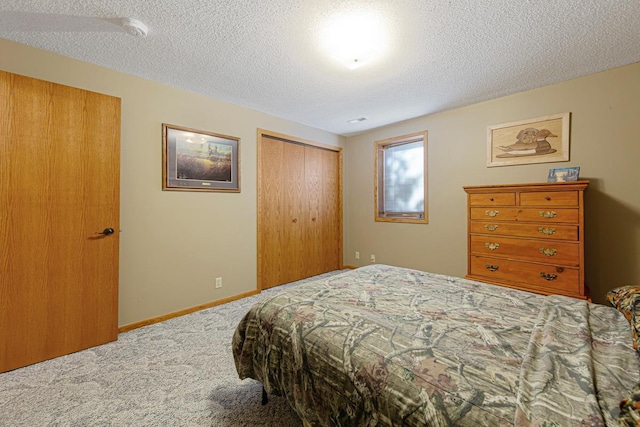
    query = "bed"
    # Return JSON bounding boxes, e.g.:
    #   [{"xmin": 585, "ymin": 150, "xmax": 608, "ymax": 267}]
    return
[{"xmin": 232, "ymin": 264, "xmax": 640, "ymax": 426}]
